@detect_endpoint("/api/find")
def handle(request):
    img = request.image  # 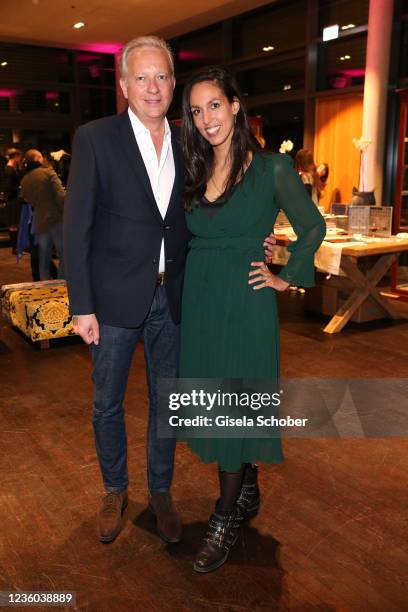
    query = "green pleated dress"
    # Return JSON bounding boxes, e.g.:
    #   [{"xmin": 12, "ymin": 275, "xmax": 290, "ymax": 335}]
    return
[{"xmin": 179, "ymin": 153, "xmax": 326, "ymax": 471}]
